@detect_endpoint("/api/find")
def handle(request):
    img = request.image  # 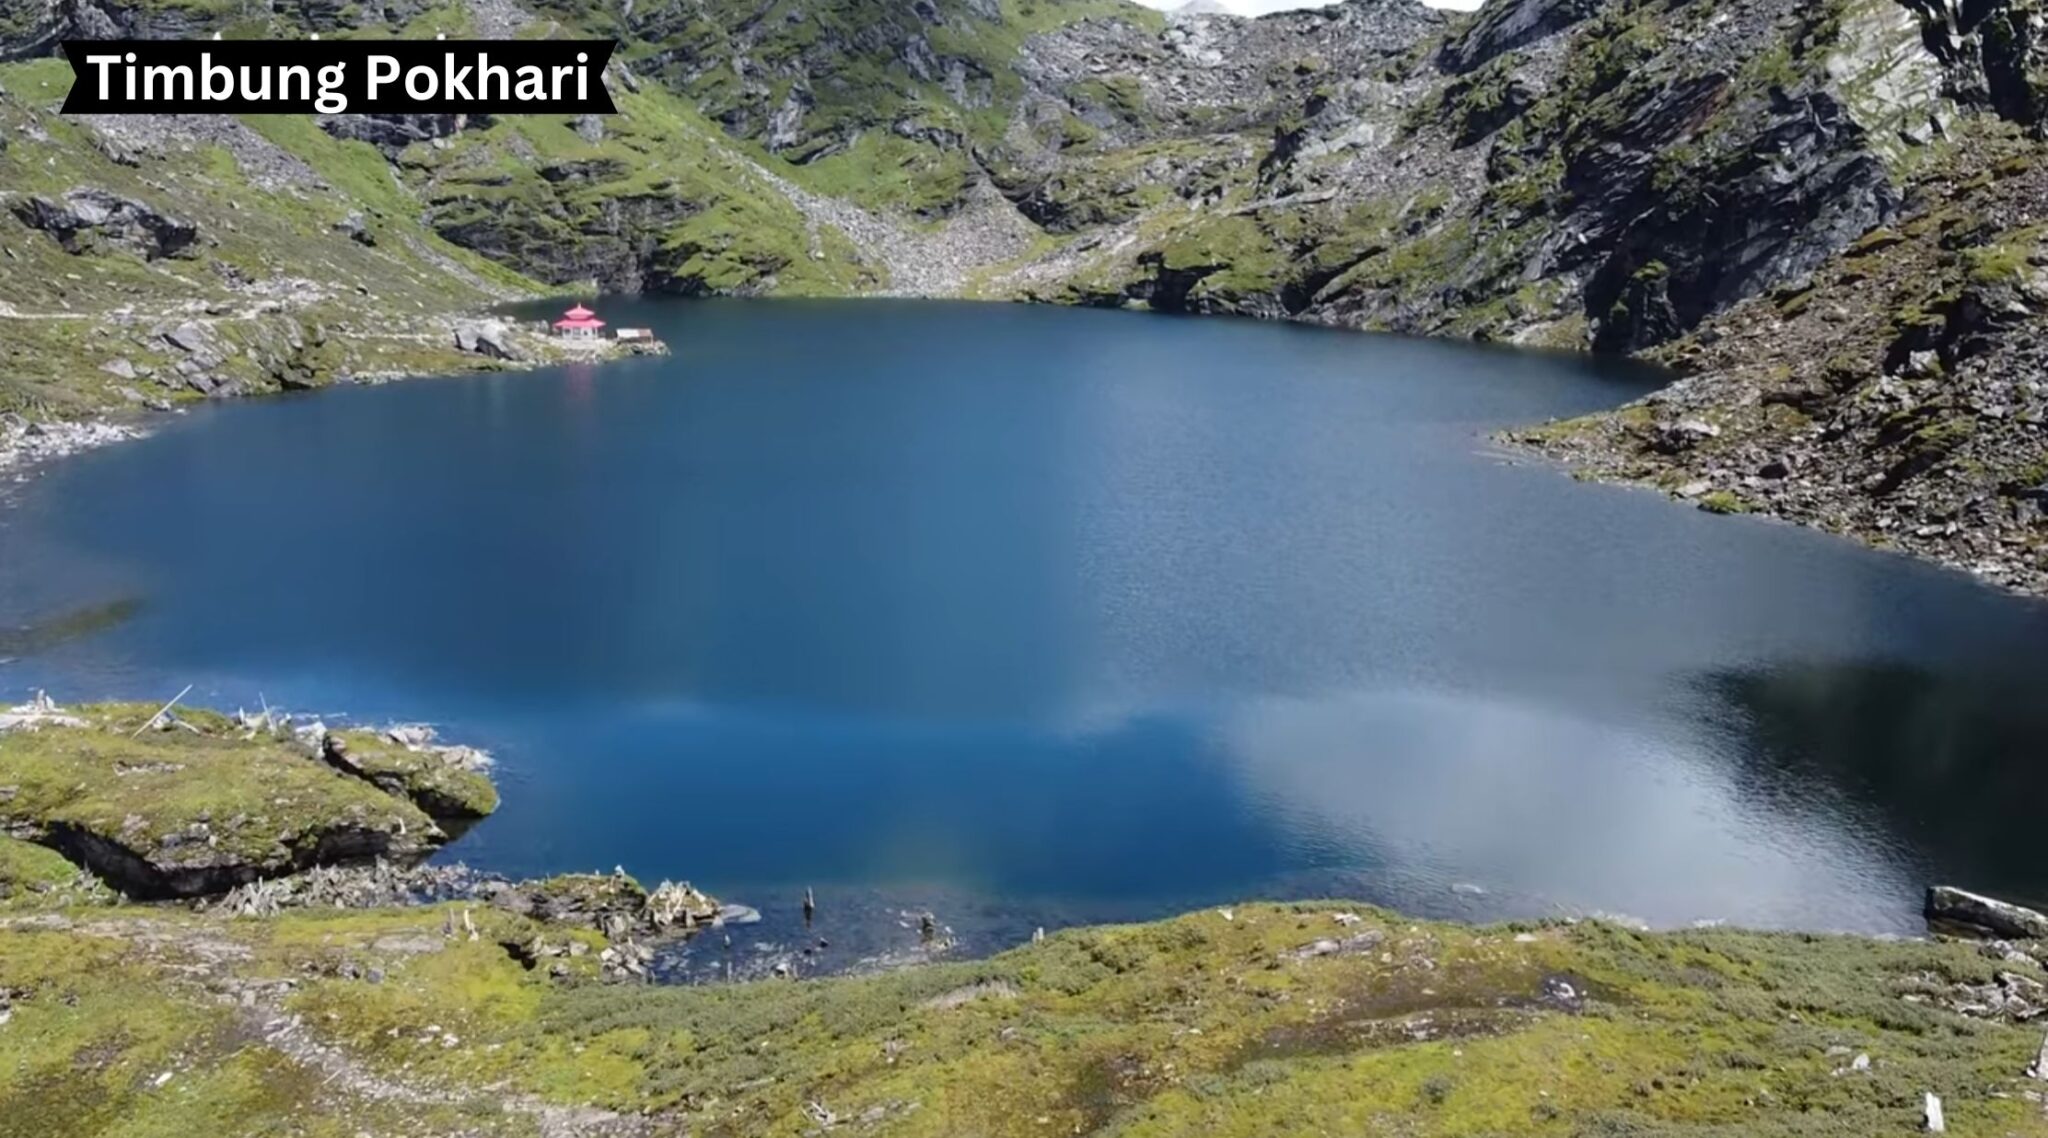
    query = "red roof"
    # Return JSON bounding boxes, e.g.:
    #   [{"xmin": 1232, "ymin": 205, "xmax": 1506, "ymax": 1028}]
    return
[
  {"xmin": 564, "ymin": 304, "xmax": 595, "ymax": 319},
  {"xmin": 553, "ymin": 316, "xmax": 606, "ymax": 329}
]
